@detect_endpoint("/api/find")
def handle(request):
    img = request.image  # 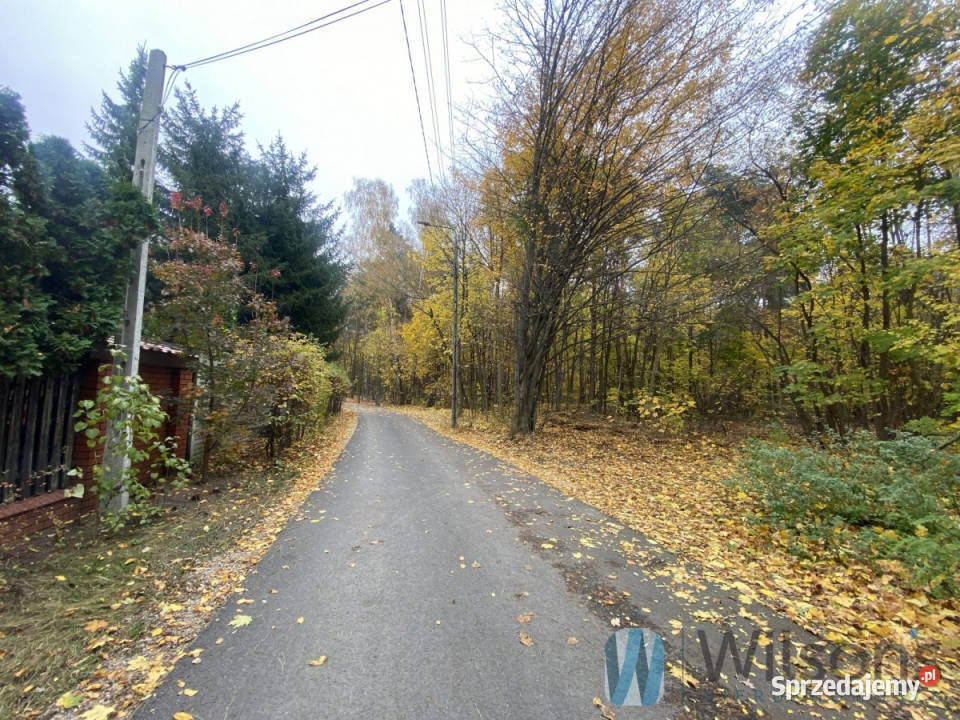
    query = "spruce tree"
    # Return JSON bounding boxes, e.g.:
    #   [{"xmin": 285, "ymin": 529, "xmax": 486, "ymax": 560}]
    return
[{"xmin": 85, "ymin": 46, "xmax": 147, "ymax": 183}]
